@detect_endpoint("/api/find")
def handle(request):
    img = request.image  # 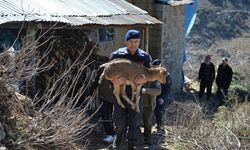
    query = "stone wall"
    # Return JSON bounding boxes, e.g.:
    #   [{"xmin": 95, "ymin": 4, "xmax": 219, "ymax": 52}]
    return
[
  {"xmin": 161, "ymin": 5, "xmax": 185, "ymax": 93},
  {"xmin": 128, "ymin": 0, "xmax": 186, "ymax": 93}
]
